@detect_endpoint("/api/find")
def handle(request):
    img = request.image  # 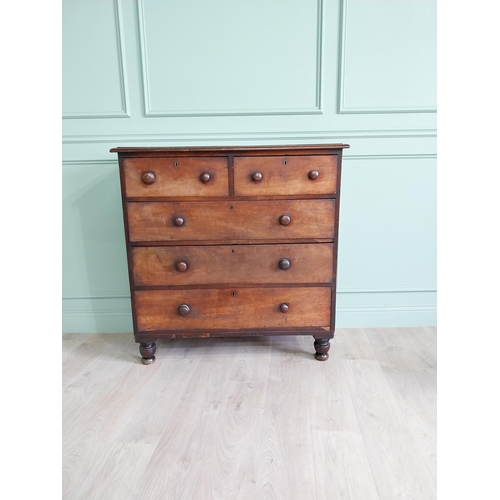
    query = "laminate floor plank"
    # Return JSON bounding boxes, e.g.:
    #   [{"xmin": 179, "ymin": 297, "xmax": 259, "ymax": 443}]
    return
[
  {"xmin": 306, "ymin": 336, "xmax": 379, "ymax": 499},
  {"xmin": 190, "ymin": 340, "xmax": 272, "ymax": 499},
  {"xmin": 62, "ymin": 328, "xmax": 437, "ymax": 500},
  {"xmin": 386, "ymin": 377, "xmax": 437, "ymax": 483},
  {"xmin": 63, "ymin": 340, "xmax": 187, "ymax": 500},
  {"xmin": 63, "ymin": 364, "xmax": 157, "ymax": 500},
  {"xmin": 343, "ymin": 357, "xmax": 437, "ymax": 500},
  {"xmin": 366, "ymin": 328, "xmax": 437, "ymax": 482},
  {"xmin": 62, "ymin": 334, "xmax": 142, "ymax": 429},
  {"xmin": 306, "ymin": 337, "xmax": 358, "ymax": 433},
  {"xmin": 110, "ymin": 338, "xmax": 207, "ymax": 446},
  {"xmin": 367, "ymin": 327, "xmax": 436, "ymax": 371},
  {"xmin": 62, "ymin": 336, "xmax": 87, "ymax": 360},
  {"xmin": 312, "ymin": 431, "xmax": 380, "ymax": 500},
  {"xmin": 62, "ymin": 333, "xmax": 130, "ymax": 390},
  {"xmin": 254, "ymin": 335, "xmax": 317, "ymax": 500},
  {"xmin": 410, "ymin": 326, "xmax": 437, "ymax": 369},
  {"xmin": 335, "ymin": 328, "xmax": 378, "ymax": 361},
  {"xmin": 228, "ymin": 338, "xmax": 273, "ymax": 383},
  {"xmin": 69, "ymin": 442, "xmax": 156, "ymax": 500},
  {"xmin": 133, "ymin": 342, "xmax": 243, "ymax": 500}
]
